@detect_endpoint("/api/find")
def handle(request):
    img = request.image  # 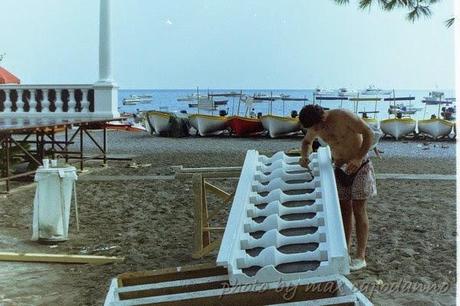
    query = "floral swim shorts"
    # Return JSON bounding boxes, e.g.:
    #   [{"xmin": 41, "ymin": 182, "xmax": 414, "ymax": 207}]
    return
[{"xmin": 335, "ymin": 159, "xmax": 377, "ymax": 201}]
